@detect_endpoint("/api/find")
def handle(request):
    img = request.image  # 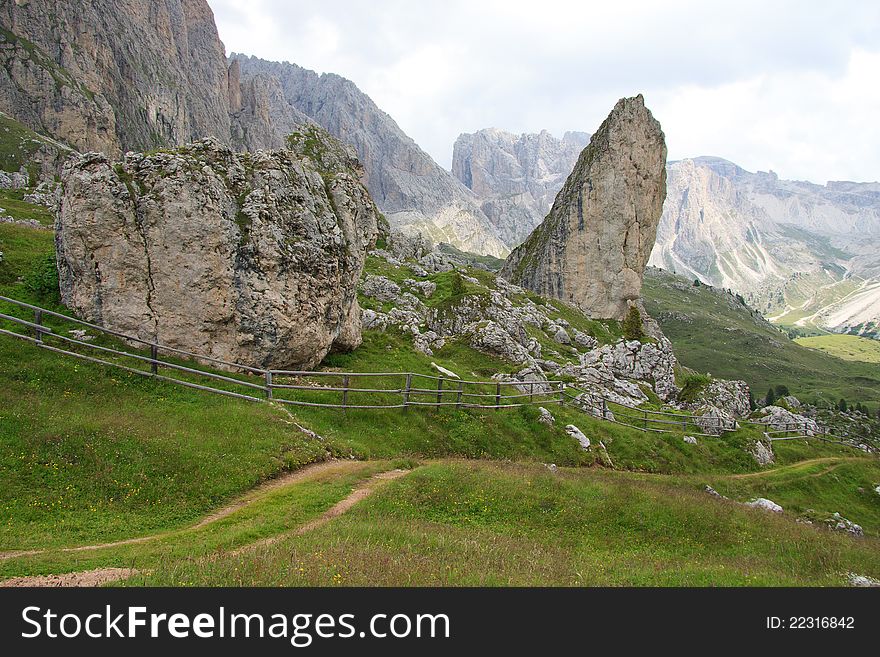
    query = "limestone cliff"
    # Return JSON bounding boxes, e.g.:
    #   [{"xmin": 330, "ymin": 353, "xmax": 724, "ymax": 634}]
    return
[
  {"xmin": 56, "ymin": 133, "xmax": 379, "ymax": 369},
  {"xmin": 501, "ymin": 95, "xmax": 667, "ymax": 320},
  {"xmin": 452, "ymin": 129, "xmax": 590, "ymax": 248},
  {"xmin": 0, "ymin": 0, "xmax": 233, "ymax": 156}
]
